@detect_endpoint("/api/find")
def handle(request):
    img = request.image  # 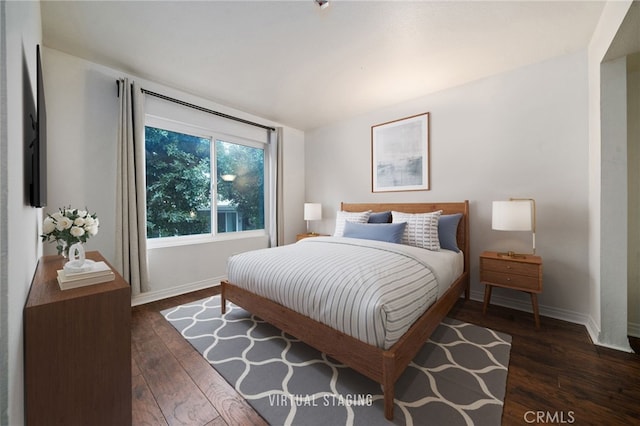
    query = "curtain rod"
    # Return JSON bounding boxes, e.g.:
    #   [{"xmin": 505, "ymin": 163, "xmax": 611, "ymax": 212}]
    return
[
  {"xmin": 141, "ymin": 88, "xmax": 276, "ymax": 132},
  {"xmin": 116, "ymin": 80, "xmax": 275, "ymax": 132}
]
